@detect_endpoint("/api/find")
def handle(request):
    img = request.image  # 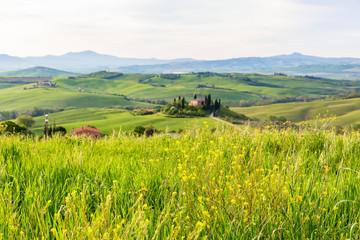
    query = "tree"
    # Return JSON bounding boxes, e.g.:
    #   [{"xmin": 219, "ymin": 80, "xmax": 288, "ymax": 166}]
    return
[
  {"xmin": 15, "ymin": 115, "xmax": 35, "ymax": 128},
  {"xmin": 181, "ymin": 97, "xmax": 185, "ymax": 109},
  {"xmin": 194, "ymin": 94, "xmax": 197, "ymax": 99},
  {"xmin": 133, "ymin": 126, "xmax": 146, "ymax": 136}
]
